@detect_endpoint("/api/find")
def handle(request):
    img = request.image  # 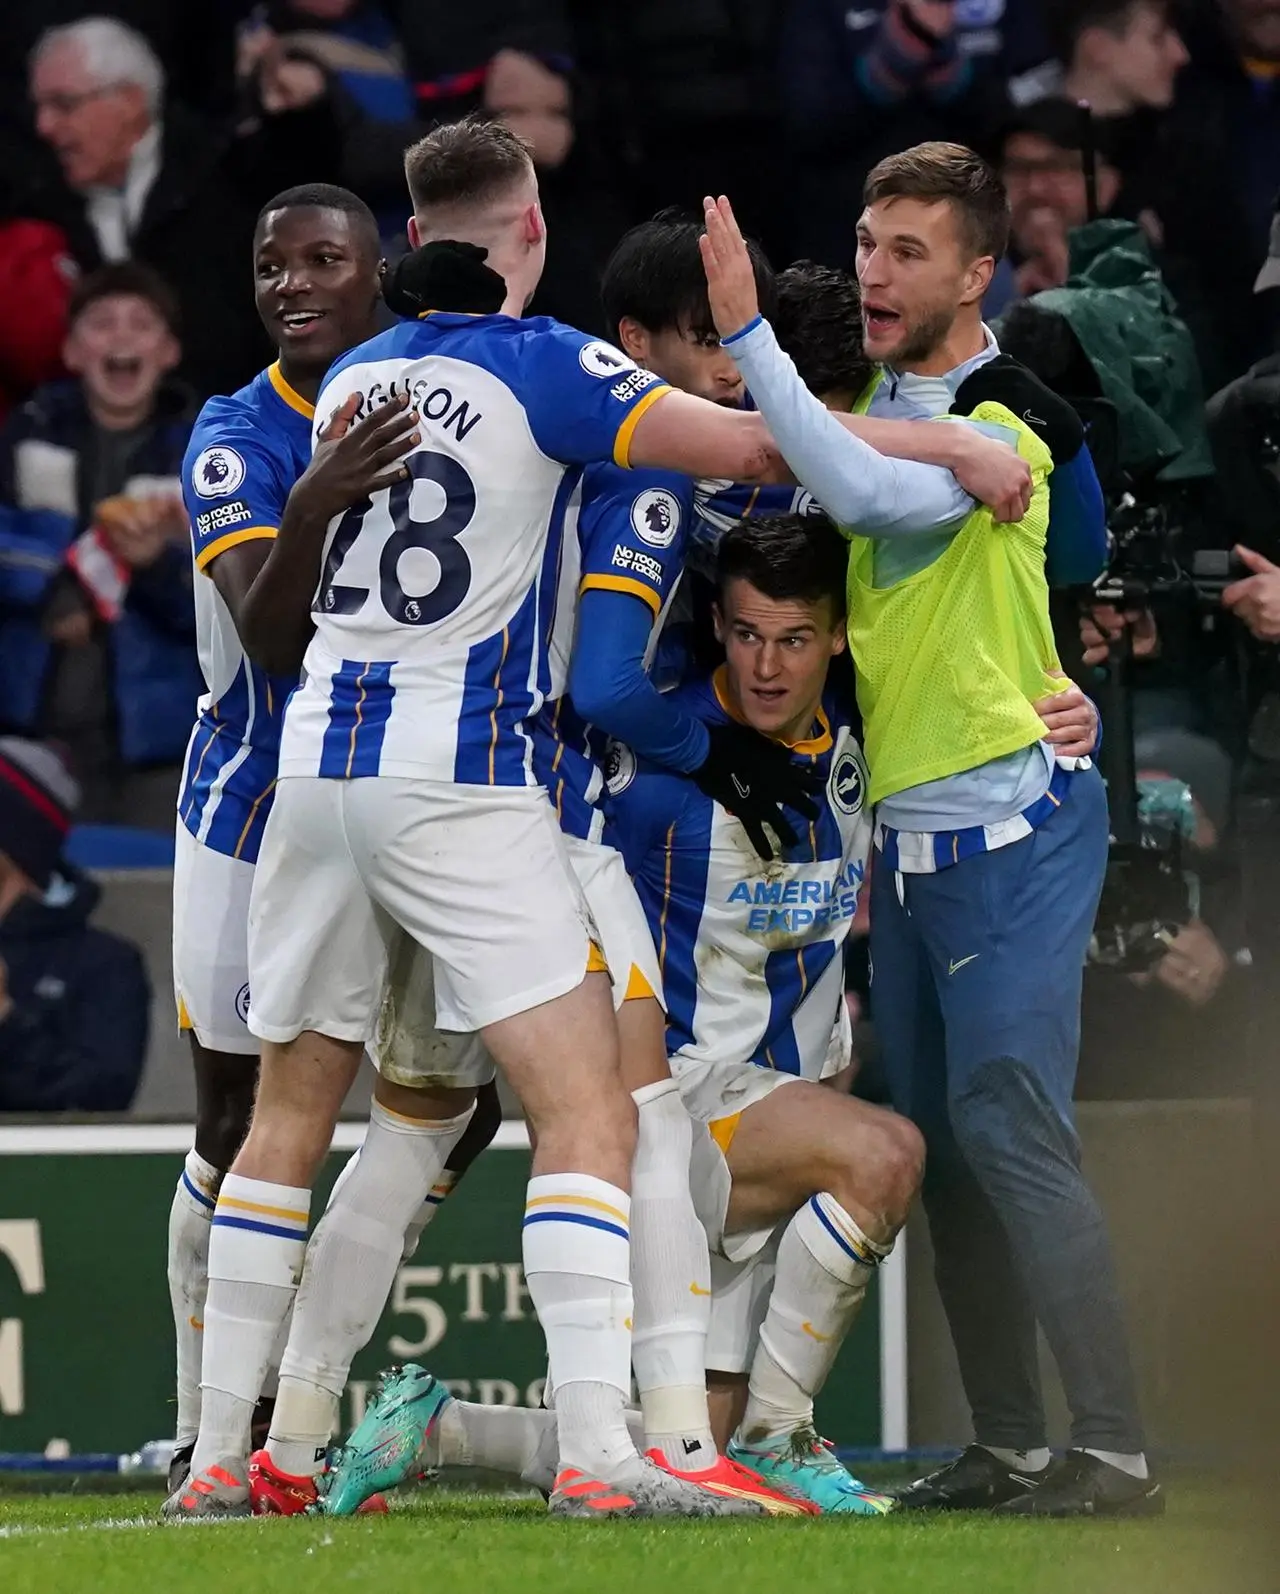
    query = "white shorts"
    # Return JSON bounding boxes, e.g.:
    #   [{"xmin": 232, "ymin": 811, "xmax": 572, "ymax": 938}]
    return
[
  {"xmin": 247, "ymin": 777, "xmax": 599, "ymax": 1044},
  {"xmin": 172, "ymin": 822, "xmax": 257, "ymax": 1056},
  {"xmin": 371, "ymin": 833, "xmax": 663, "ymax": 1089},
  {"xmin": 372, "ymin": 927, "xmax": 497, "ymax": 1090},
  {"xmin": 685, "ymin": 1006, "xmax": 851, "ymax": 1263},
  {"xmin": 705, "ymin": 1238, "xmax": 778, "ymax": 1375},
  {"xmin": 675, "ymin": 999, "xmax": 850, "ymax": 1131},
  {"xmin": 562, "ymin": 834, "xmax": 664, "ymax": 1012}
]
